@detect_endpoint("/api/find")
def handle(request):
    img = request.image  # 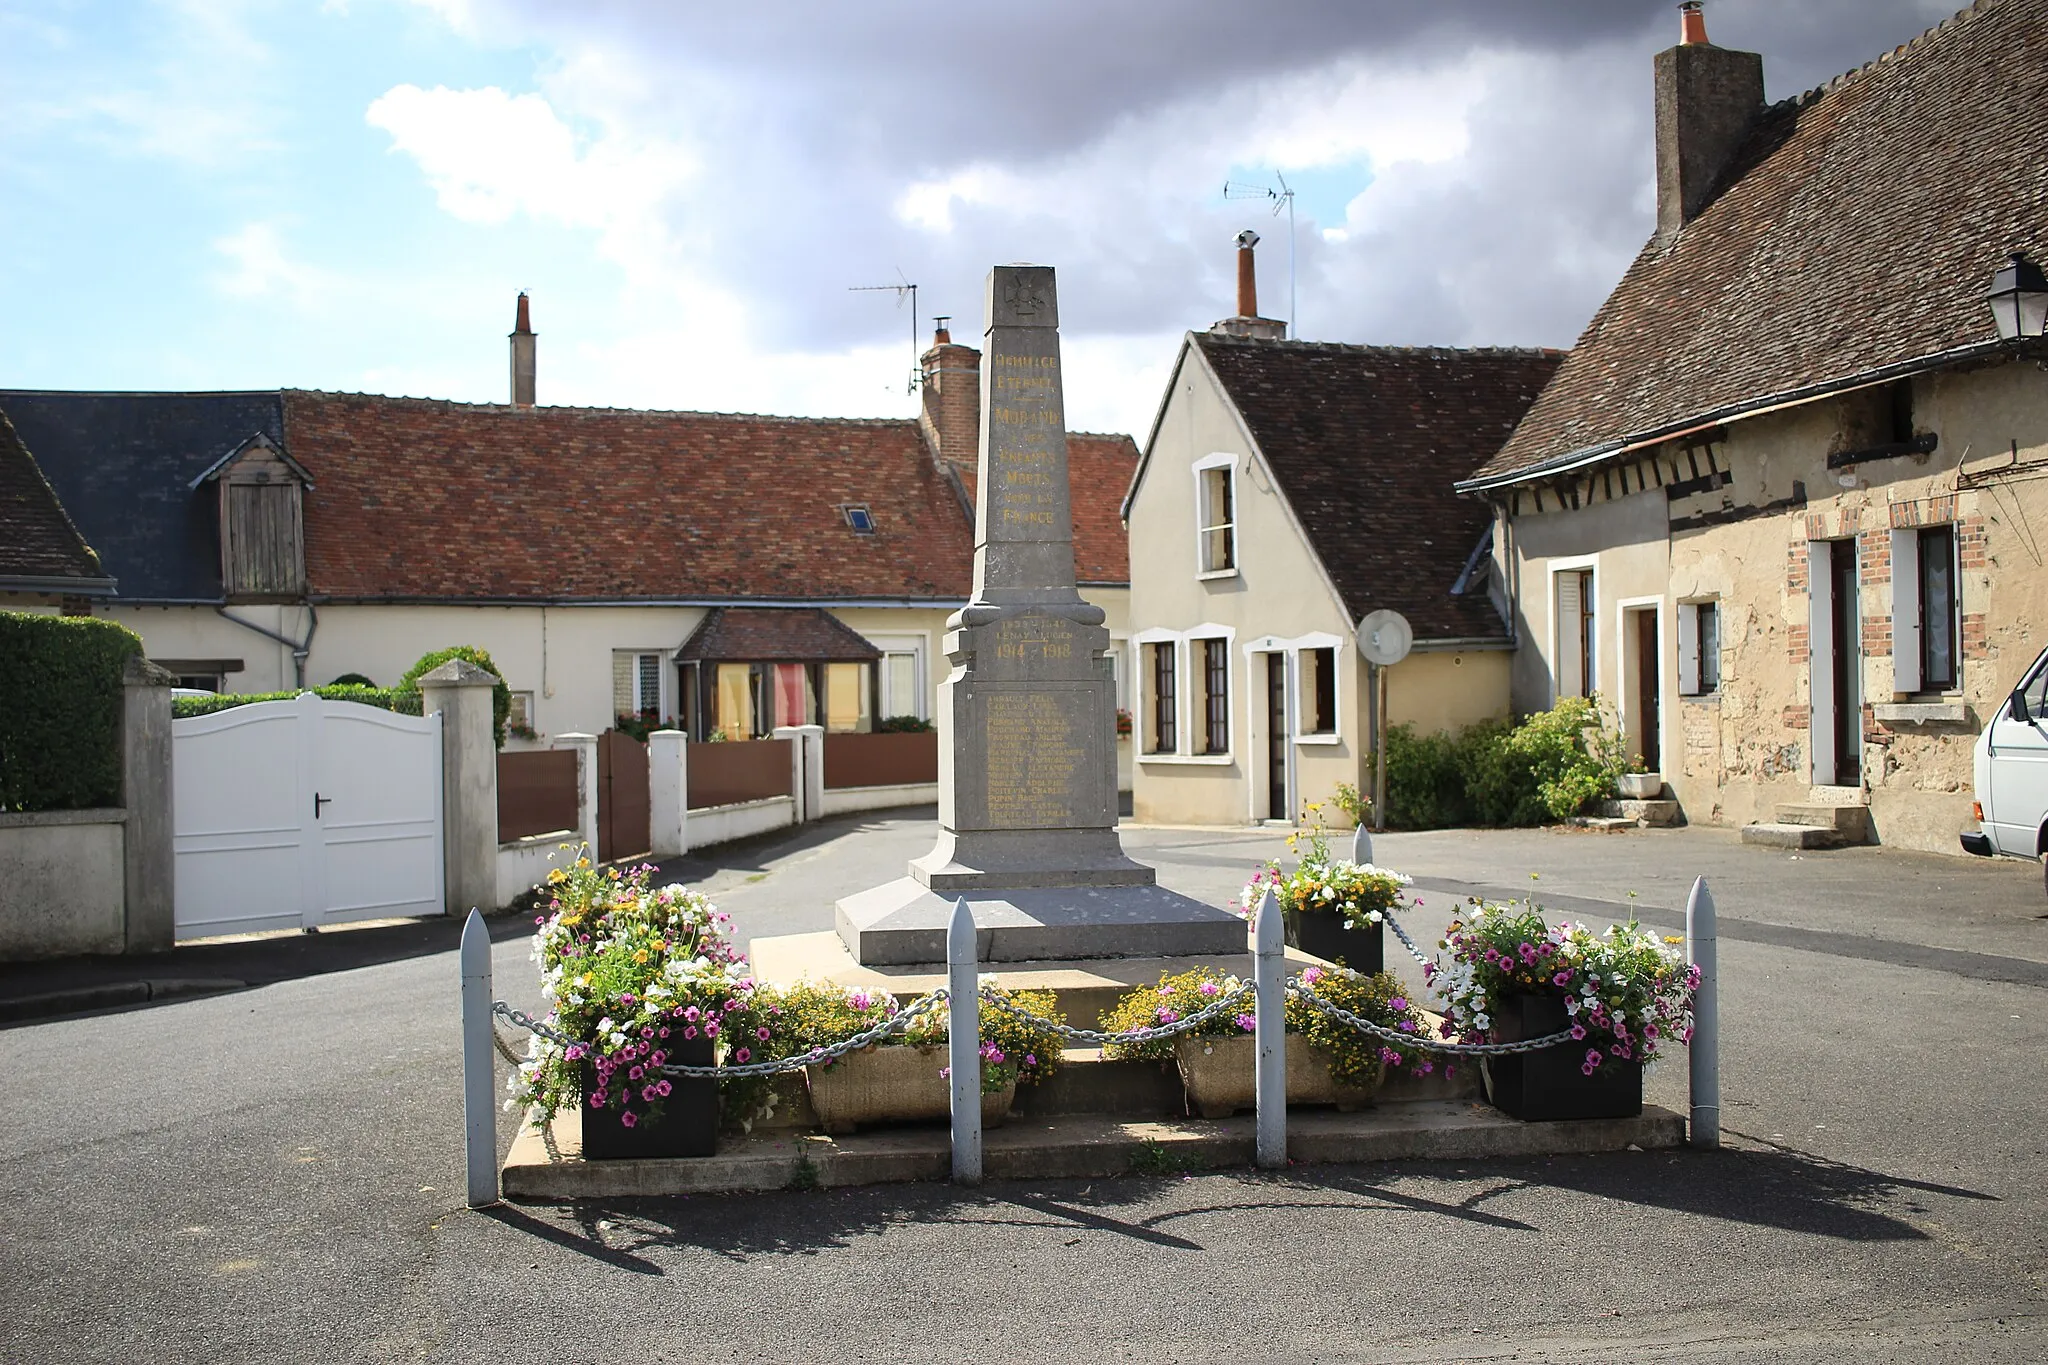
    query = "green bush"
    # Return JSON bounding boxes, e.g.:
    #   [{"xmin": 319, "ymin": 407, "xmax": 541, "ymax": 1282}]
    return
[
  {"xmin": 171, "ymin": 686, "xmax": 424, "ymax": 721},
  {"xmin": 329, "ymin": 672, "xmax": 376, "ymax": 687},
  {"xmin": 399, "ymin": 646, "xmax": 509, "ymax": 748},
  {"xmin": 1371, "ymin": 698, "xmax": 1623, "ymax": 830},
  {"xmin": 876, "ymin": 714, "xmax": 933, "ymax": 733},
  {"xmin": 0, "ymin": 612, "xmax": 143, "ymax": 811}
]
